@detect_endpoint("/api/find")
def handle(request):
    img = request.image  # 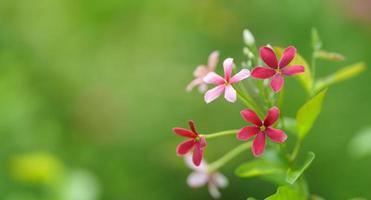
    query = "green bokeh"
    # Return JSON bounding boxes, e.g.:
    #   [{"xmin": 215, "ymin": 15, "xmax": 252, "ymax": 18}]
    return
[{"xmin": 0, "ymin": 0, "xmax": 370, "ymax": 199}]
